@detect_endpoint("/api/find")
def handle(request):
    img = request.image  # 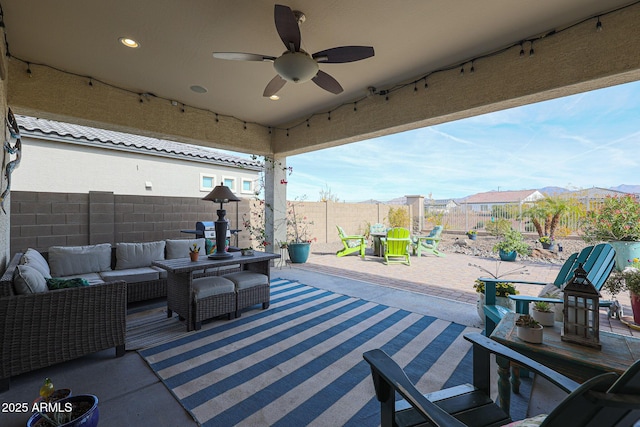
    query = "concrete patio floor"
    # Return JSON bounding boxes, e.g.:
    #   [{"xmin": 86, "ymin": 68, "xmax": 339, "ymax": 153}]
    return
[{"xmin": 0, "ymin": 245, "xmax": 636, "ymax": 426}]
